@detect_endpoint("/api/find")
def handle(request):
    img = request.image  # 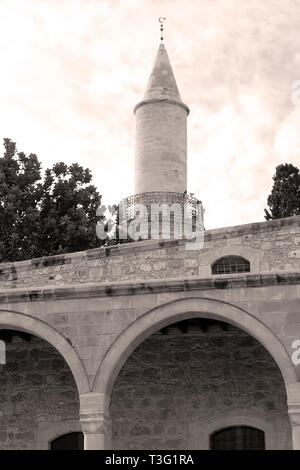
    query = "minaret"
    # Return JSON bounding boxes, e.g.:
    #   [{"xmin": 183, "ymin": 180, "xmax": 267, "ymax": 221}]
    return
[
  {"xmin": 119, "ymin": 22, "xmax": 203, "ymax": 241},
  {"xmin": 134, "ymin": 43, "xmax": 189, "ymax": 194}
]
